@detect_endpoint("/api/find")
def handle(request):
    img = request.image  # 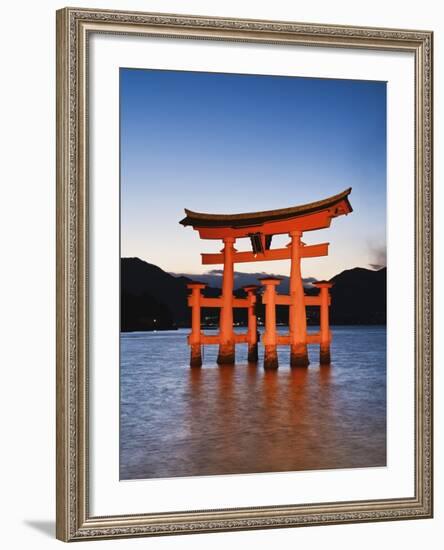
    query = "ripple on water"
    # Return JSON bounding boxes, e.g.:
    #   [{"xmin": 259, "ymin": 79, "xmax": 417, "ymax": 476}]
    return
[{"xmin": 120, "ymin": 326, "xmax": 386, "ymax": 480}]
